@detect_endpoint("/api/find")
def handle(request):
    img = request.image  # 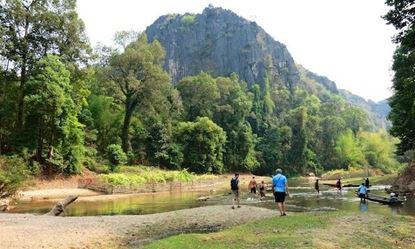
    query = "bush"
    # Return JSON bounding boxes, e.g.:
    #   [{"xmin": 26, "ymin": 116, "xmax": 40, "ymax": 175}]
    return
[
  {"xmin": 181, "ymin": 14, "xmax": 196, "ymax": 25},
  {"xmin": 0, "ymin": 156, "xmax": 27, "ymax": 198},
  {"xmin": 97, "ymin": 165, "xmax": 218, "ymax": 186},
  {"xmin": 106, "ymin": 144, "xmax": 127, "ymax": 172}
]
